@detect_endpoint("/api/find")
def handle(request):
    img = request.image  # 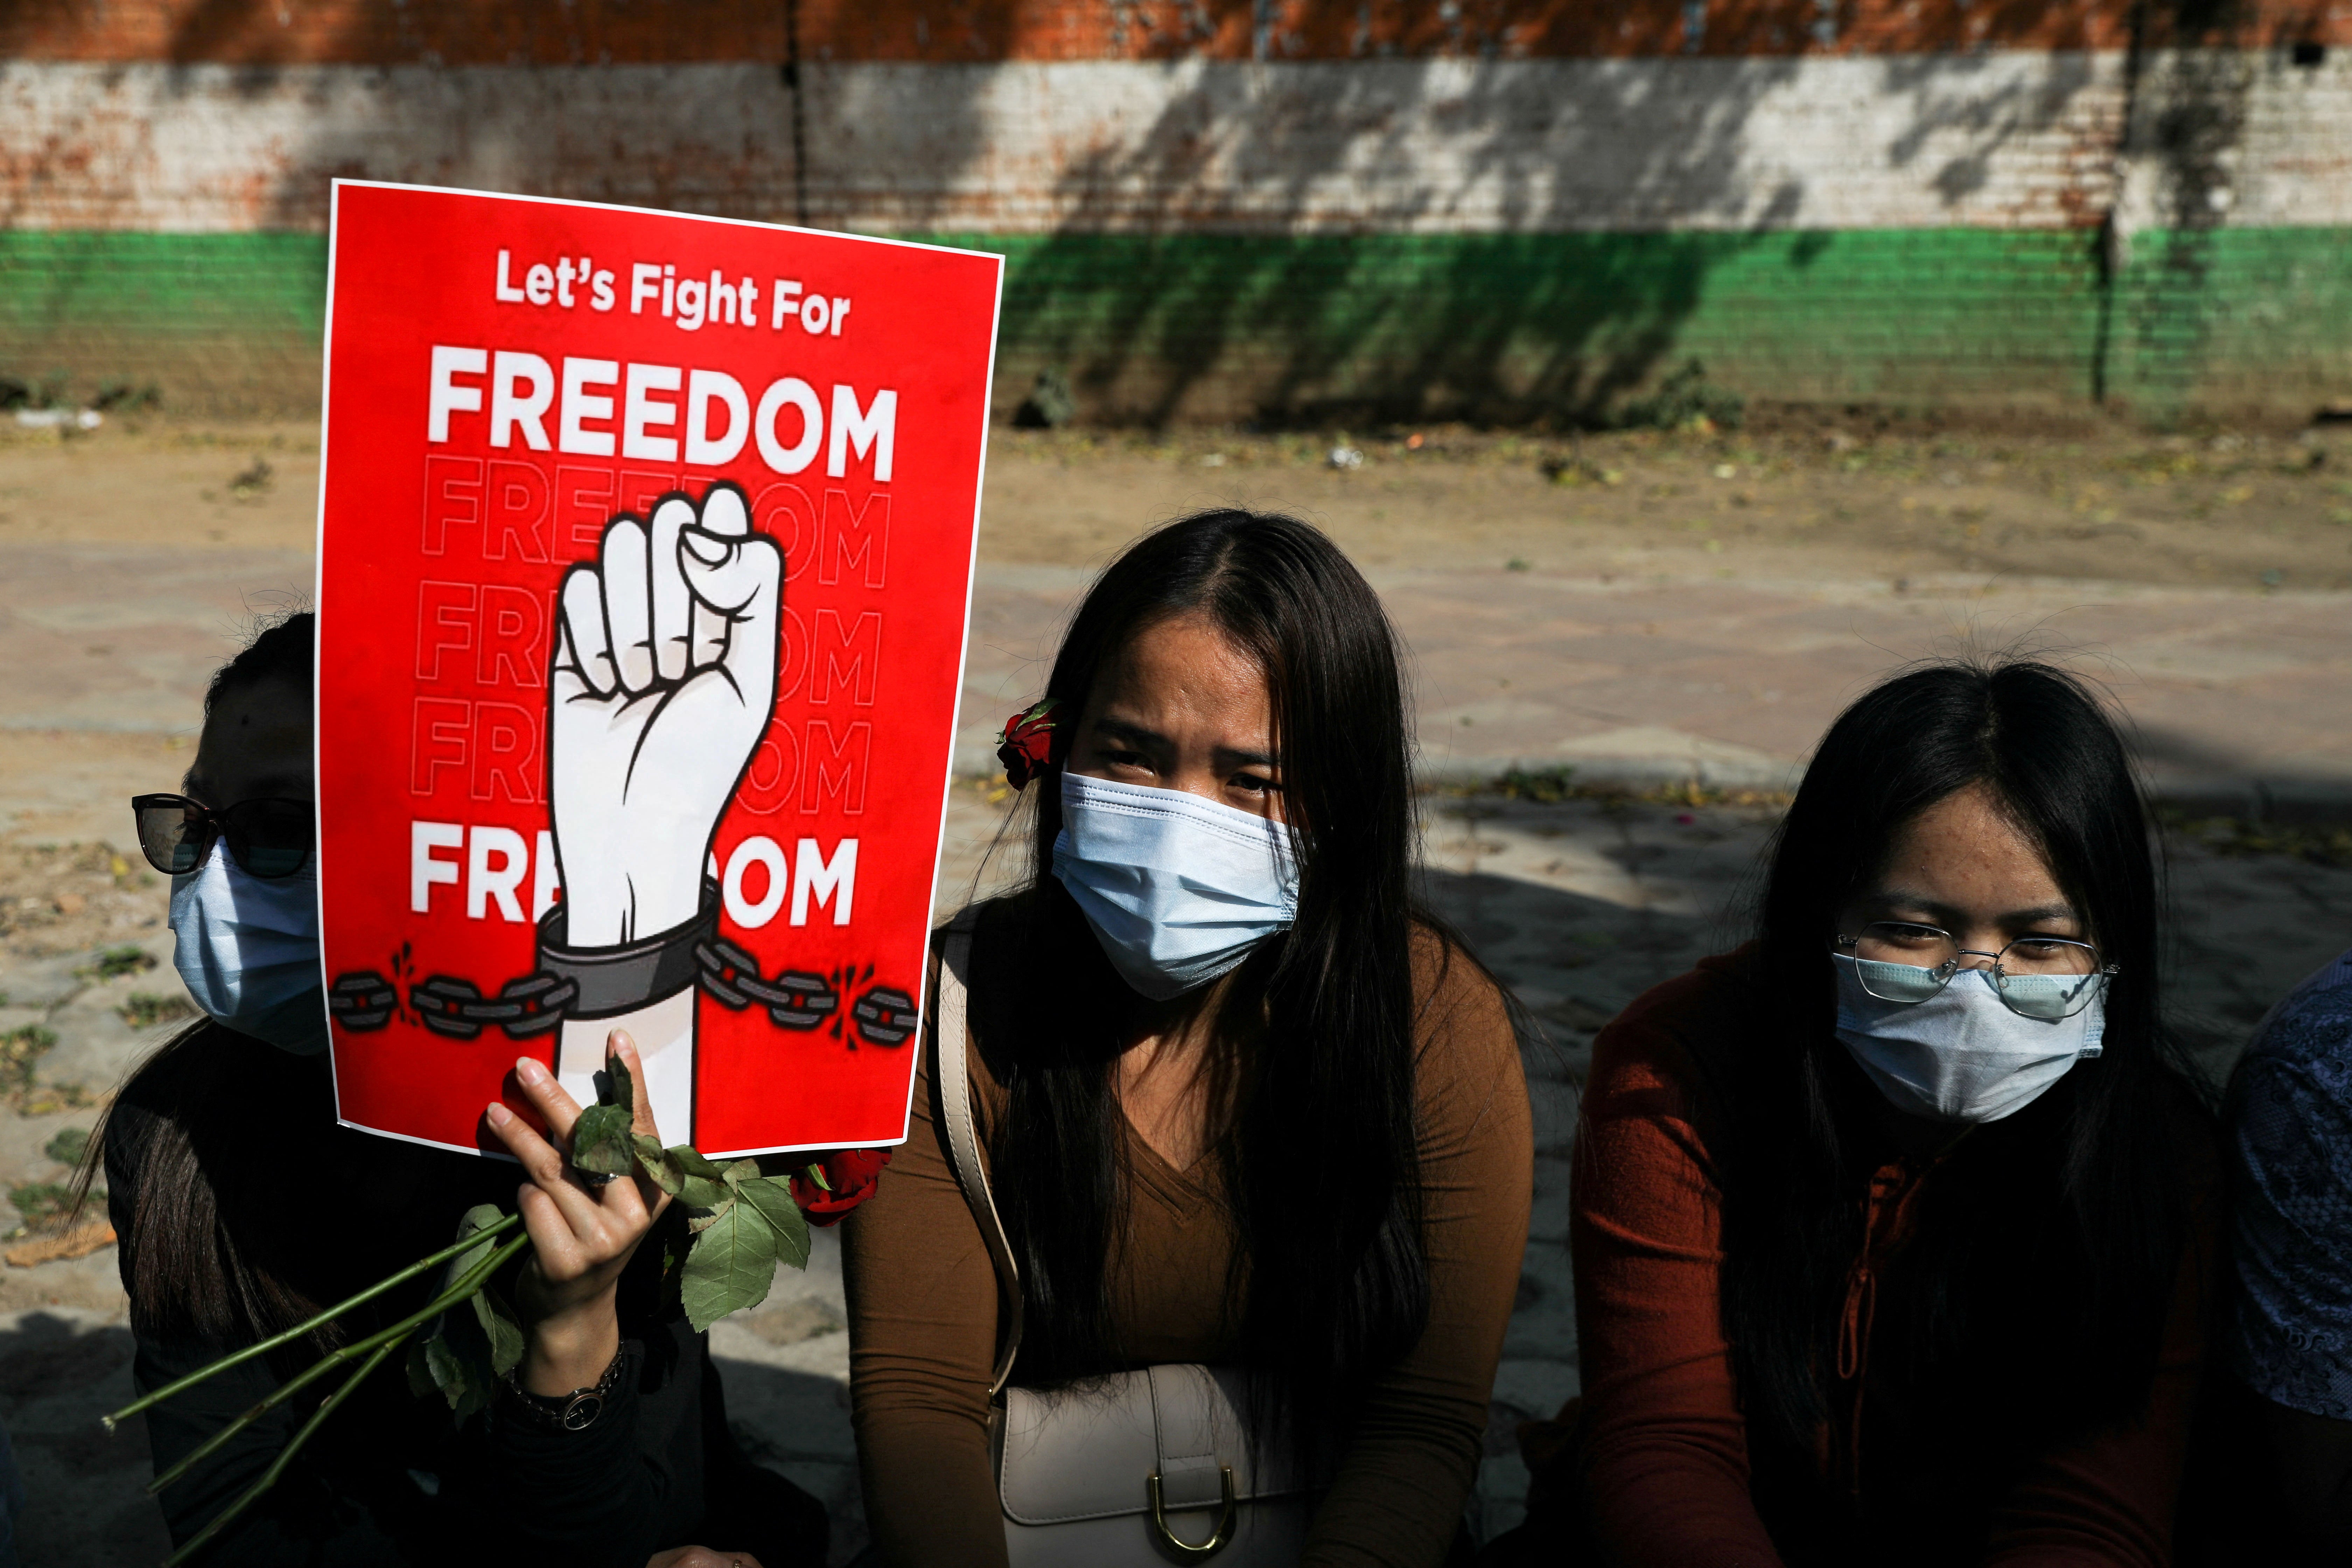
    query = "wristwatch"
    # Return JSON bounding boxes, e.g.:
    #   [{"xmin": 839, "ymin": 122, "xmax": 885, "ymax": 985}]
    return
[{"xmin": 499, "ymin": 1346, "xmax": 627, "ymax": 1432}]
